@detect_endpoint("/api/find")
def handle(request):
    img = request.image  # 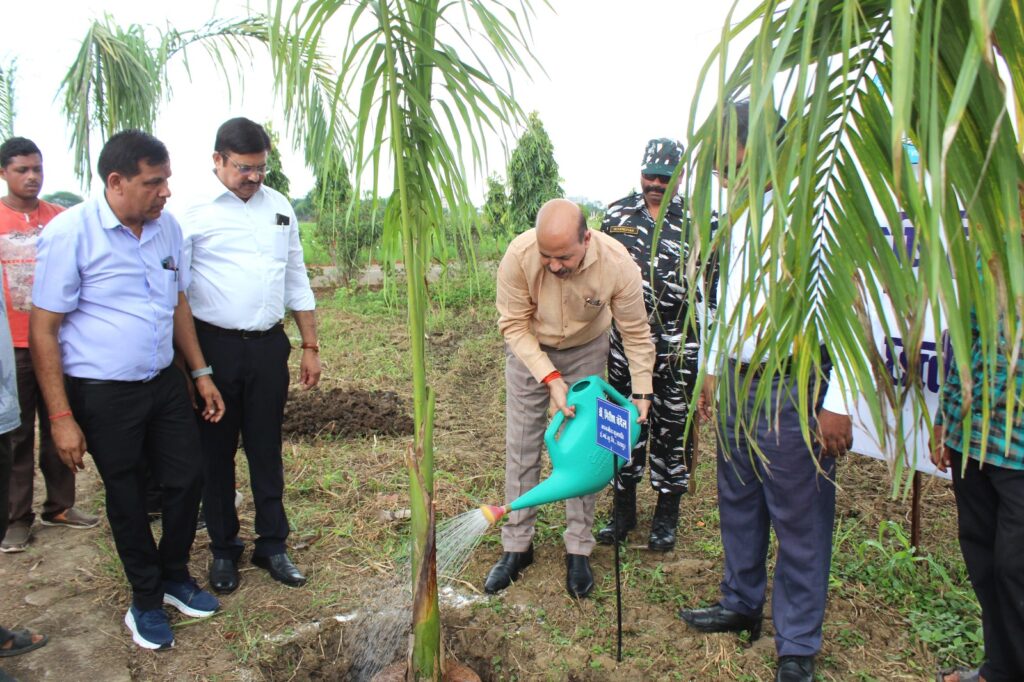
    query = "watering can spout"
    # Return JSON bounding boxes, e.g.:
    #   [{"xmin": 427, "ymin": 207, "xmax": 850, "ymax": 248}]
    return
[
  {"xmin": 501, "ymin": 375, "xmax": 639, "ymax": 514},
  {"xmin": 480, "ymin": 504, "xmax": 507, "ymax": 525}
]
